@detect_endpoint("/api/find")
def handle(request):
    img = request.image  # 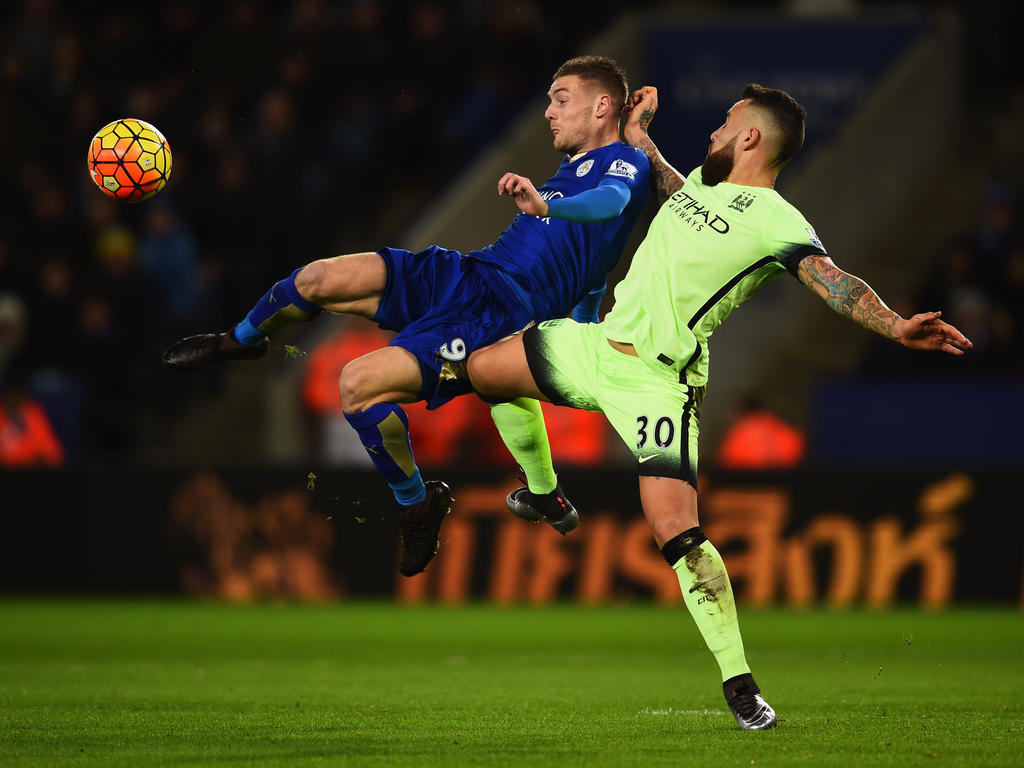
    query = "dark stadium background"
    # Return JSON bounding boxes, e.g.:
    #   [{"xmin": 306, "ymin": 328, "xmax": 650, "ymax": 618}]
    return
[{"xmin": 0, "ymin": 0, "xmax": 1021, "ymax": 605}]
